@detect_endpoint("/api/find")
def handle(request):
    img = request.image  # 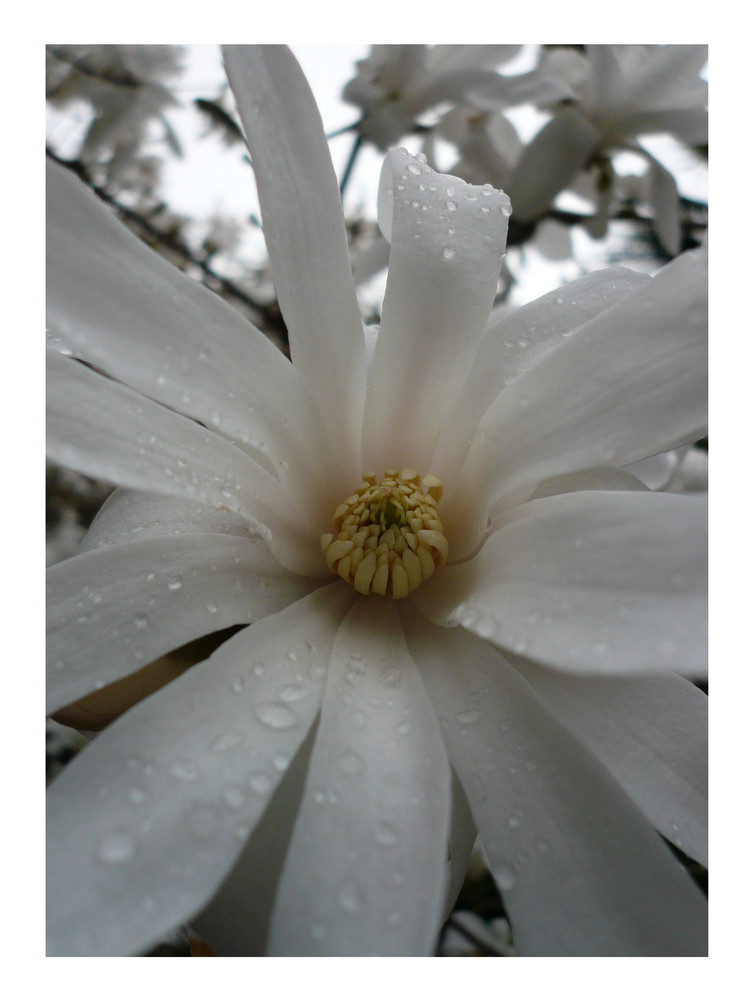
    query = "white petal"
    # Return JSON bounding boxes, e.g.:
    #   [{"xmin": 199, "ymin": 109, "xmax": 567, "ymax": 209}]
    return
[
  {"xmin": 425, "ymin": 45, "xmax": 523, "ymax": 74},
  {"xmin": 47, "ymin": 584, "xmax": 355, "ymax": 956},
  {"xmin": 223, "ymin": 45, "xmax": 366, "ymax": 484},
  {"xmin": 78, "ymin": 488, "xmax": 252, "ymax": 551},
  {"xmin": 46, "ymin": 159, "xmax": 335, "ymax": 510},
  {"xmin": 648, "ymin": 156, "xmax": 681, "ymax": 256},
  {"xmin": 507, "ymin": 108, "xmax": 602, "ymax": 222},
  {"xmin": 404, "ymin": 613, "xmax": 707, "ymax": 955},
  {"xmin": 445, "ymin": 245, "xmax": 707, "ymax": 558},
  {"xmin": 269, "ymin": 597, "xmax": 452, "ymax": 956},
  {"xmin": 432, "ymin": 266, "xmax": 650, "ymax": 489},
  {"xmin": 518, "ymin": 662, "xmax": 708, "ymax": 865},
  {"xmin": 414, "ymin": 491, "xmax": 707, "ymax": 678},
  {"xmin": 443, "ymin": 772, "xmax": 476, "ymax": 919},
  {"xmin": 190, "ymin": 724, "xmax": 315, "ymax": 955},
  {"xmin": 47, "ymin": 532, "xmax": 317, "ymax": 713},
  {"xmin": 363, "ymin": 149, "xmax": 510, "ymax": 473},
  {"xmin": 47, "ymin": 351, "xmax": 324, "ymax": 575}
]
